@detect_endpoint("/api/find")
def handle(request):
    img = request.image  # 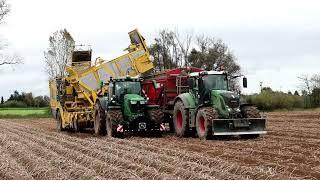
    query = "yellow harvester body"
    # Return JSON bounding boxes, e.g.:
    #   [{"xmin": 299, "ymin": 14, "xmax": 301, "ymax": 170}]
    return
[{"xmin": 49, "ymin": 29, "xmax": 154, "ymax": 129}]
